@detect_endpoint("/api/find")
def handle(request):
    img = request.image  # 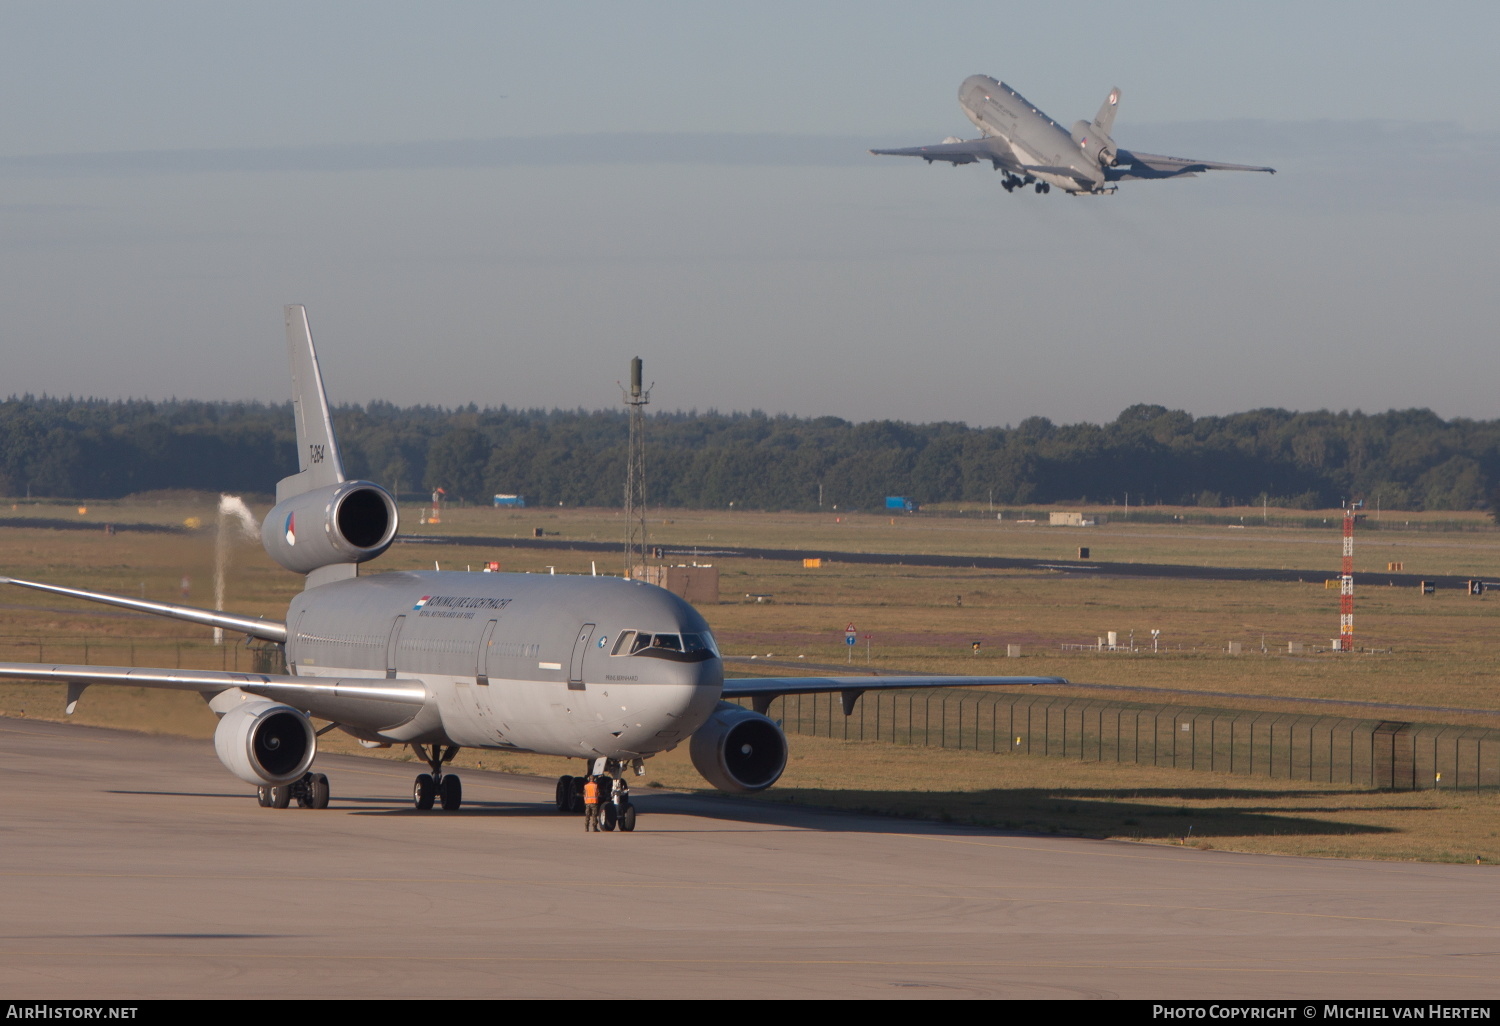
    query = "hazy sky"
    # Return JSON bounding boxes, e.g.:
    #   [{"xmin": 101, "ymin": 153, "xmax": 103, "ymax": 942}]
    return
[{"xmin": 3, "ymin": 1, "xmax": 1497, "ymax": 427}]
